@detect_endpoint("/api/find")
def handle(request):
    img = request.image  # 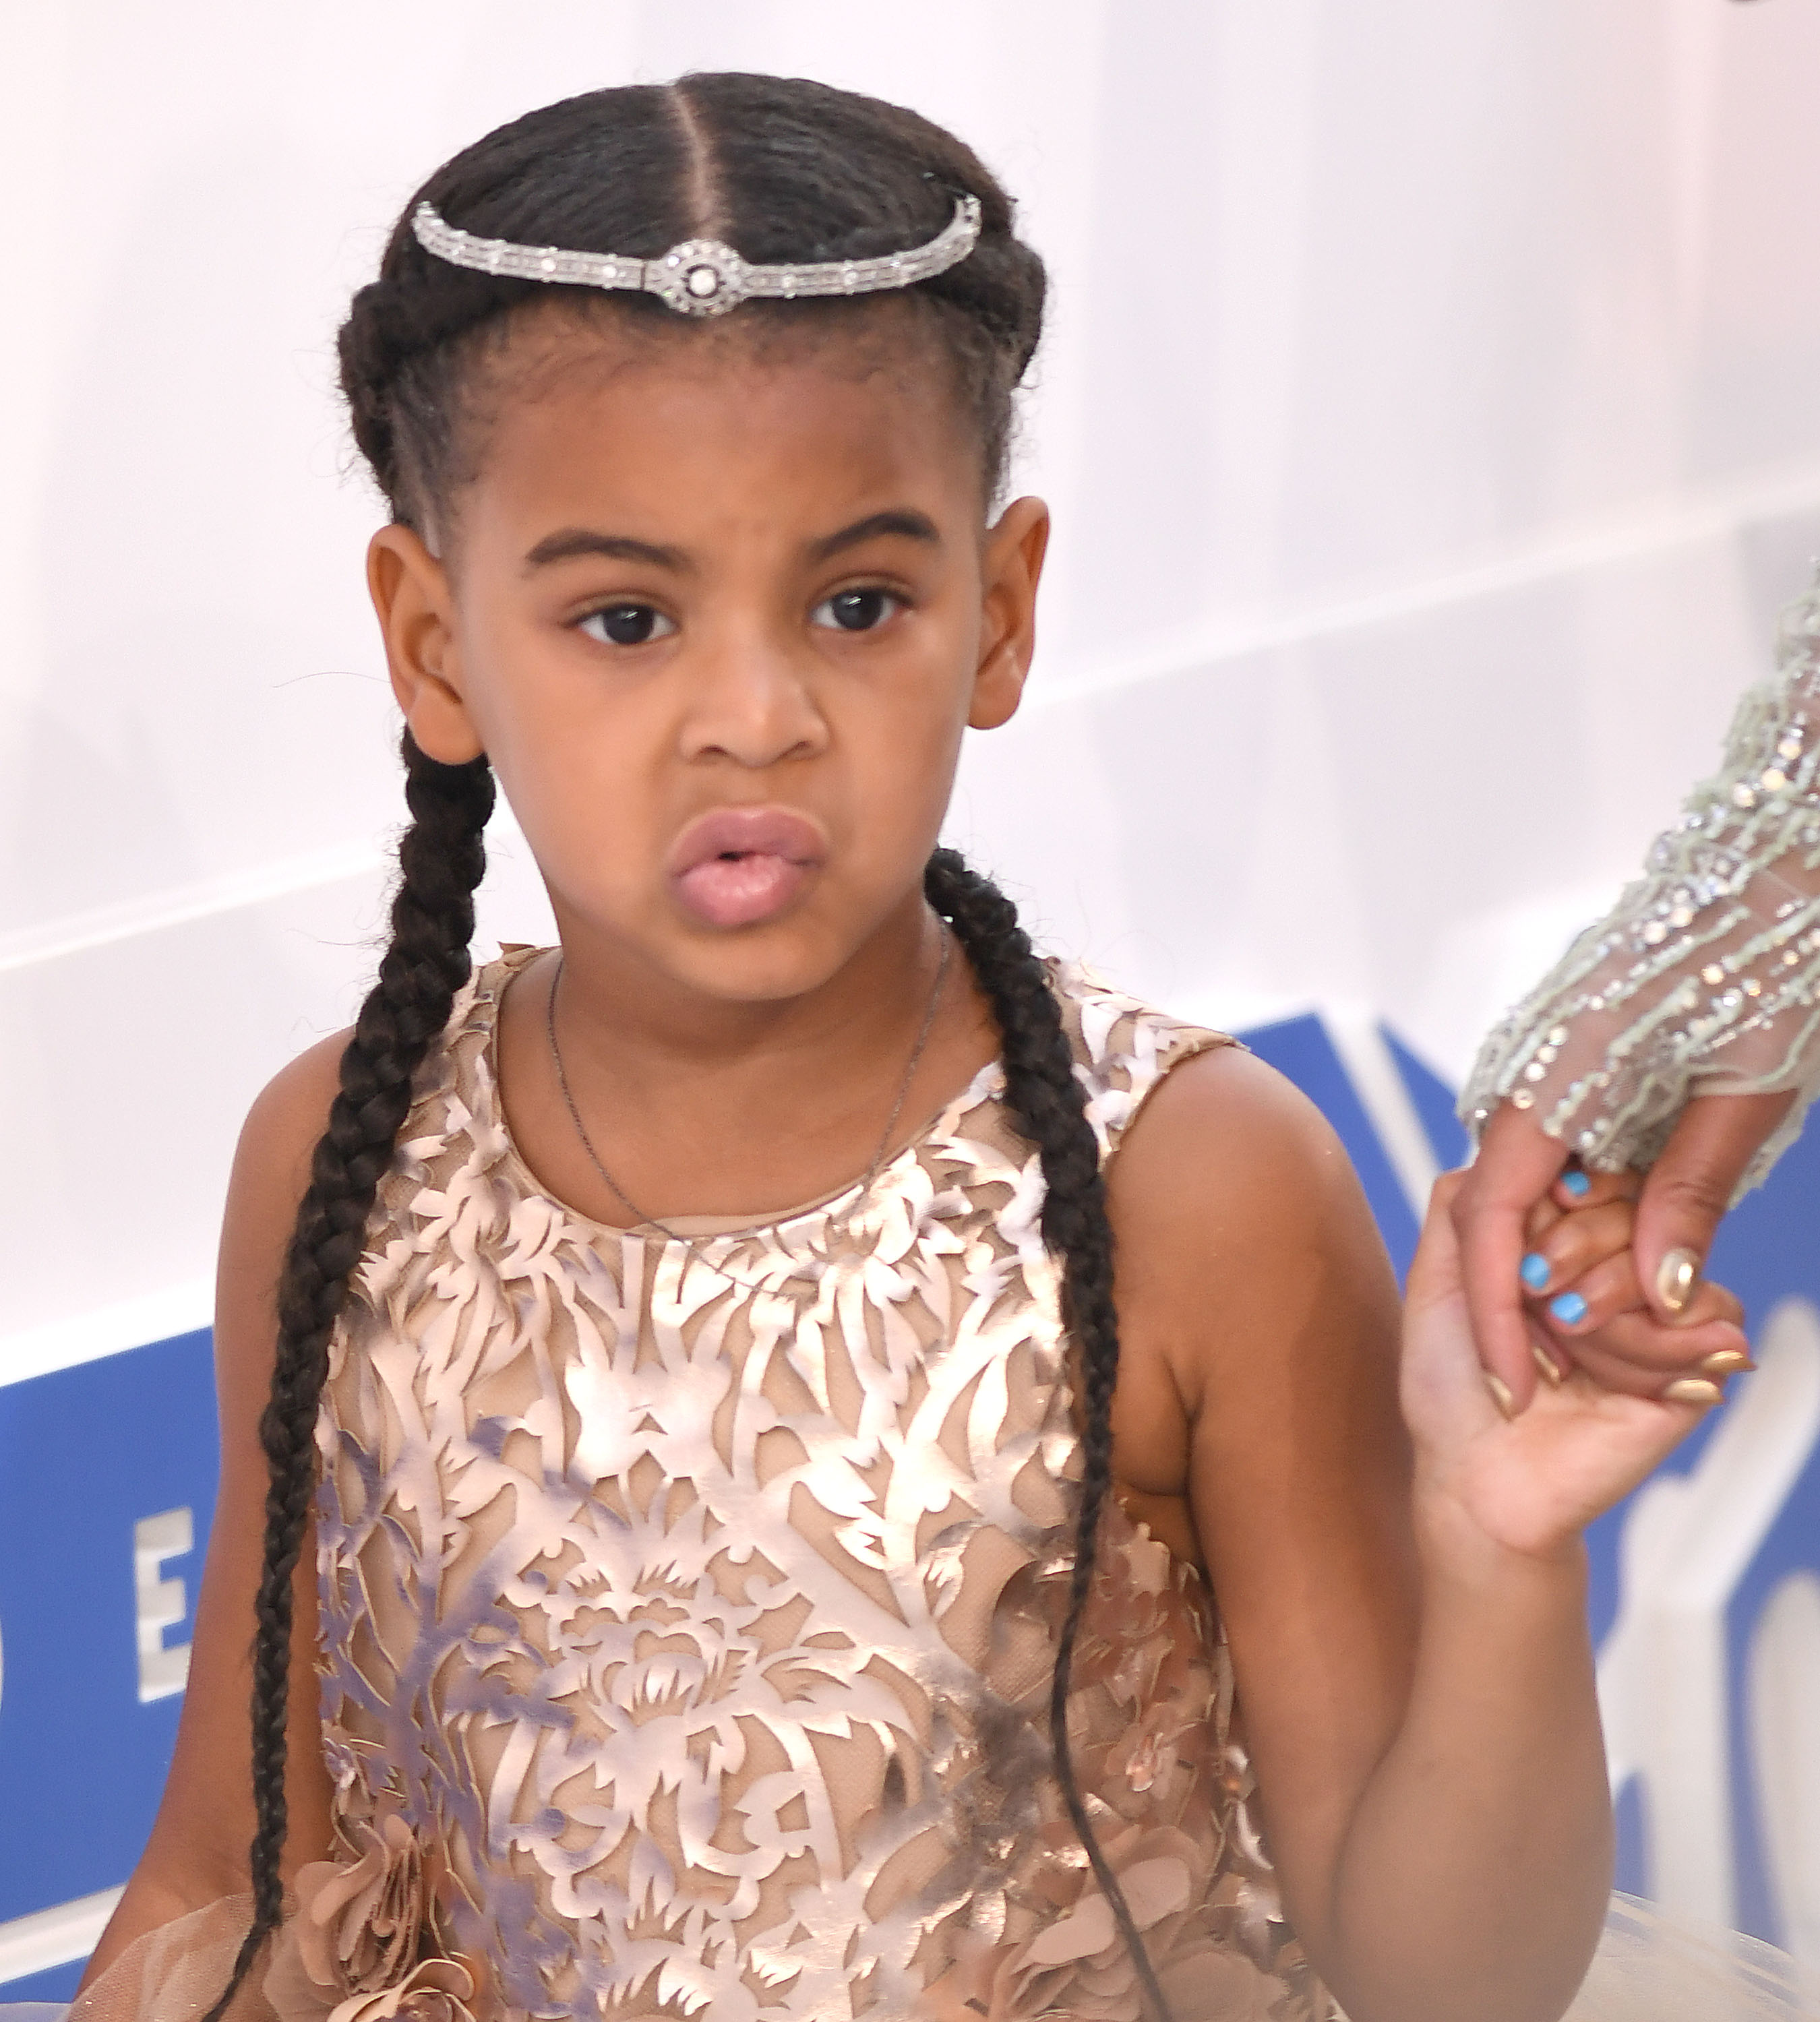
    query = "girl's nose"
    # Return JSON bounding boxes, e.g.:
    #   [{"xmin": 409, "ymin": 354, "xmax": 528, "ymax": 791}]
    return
[{"xmin": 678, "ymin": 631, "xmax": 828, "ymax": 768}]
